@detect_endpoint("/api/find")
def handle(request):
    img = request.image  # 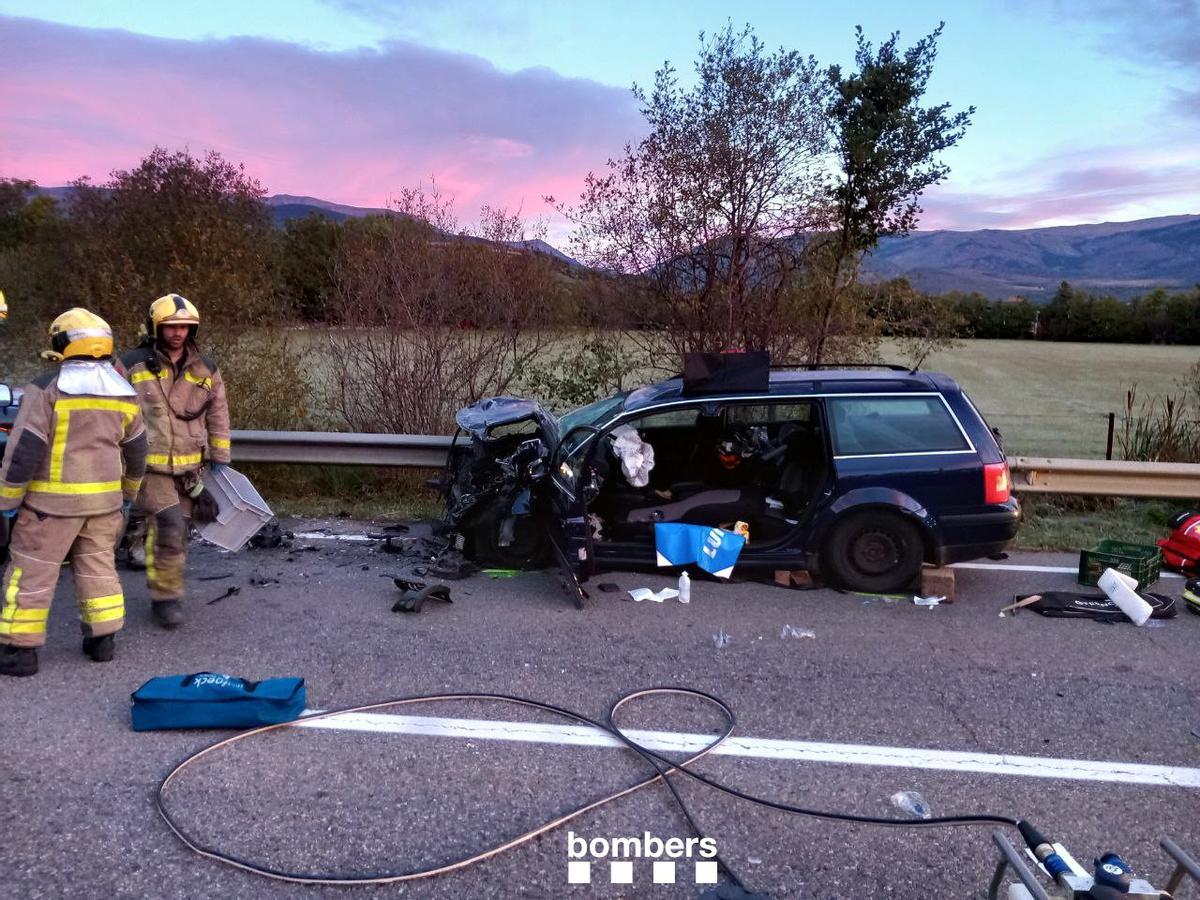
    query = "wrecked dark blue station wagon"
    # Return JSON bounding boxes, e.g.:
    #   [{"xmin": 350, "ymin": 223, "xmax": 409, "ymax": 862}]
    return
[{"xmin": 441, "ymin": 362, "xmax": 1019, "ymax": 605}]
